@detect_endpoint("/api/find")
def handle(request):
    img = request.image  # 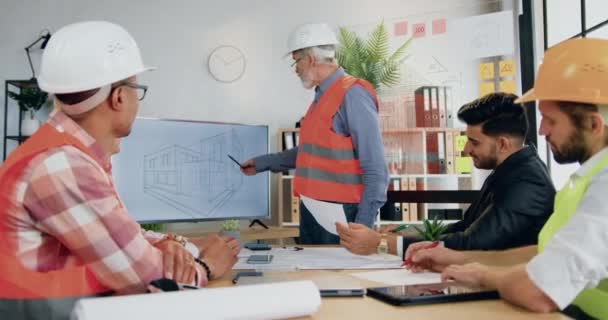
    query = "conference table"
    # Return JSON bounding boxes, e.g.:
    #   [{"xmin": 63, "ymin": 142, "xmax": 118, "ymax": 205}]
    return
[{"xmin": 208, "ymin": 268, "xmax": 570, "ymax": 319}]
